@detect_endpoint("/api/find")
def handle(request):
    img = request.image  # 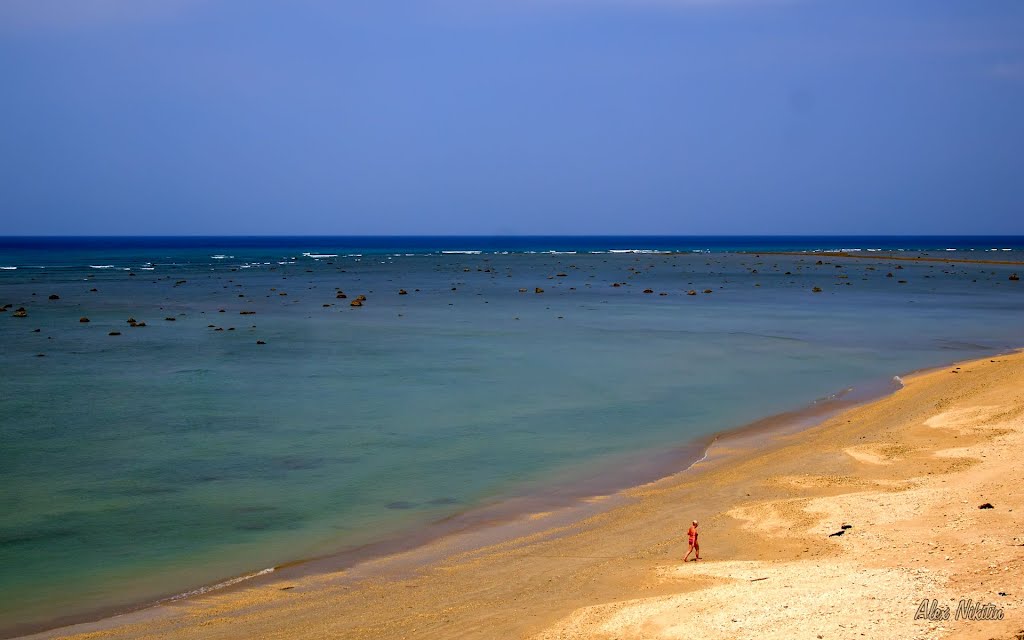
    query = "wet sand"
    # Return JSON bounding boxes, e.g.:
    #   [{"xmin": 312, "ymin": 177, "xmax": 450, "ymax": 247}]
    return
[{"xmin": 24, "ymin": 351, "xmax": 1024, "ymax": 640}]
